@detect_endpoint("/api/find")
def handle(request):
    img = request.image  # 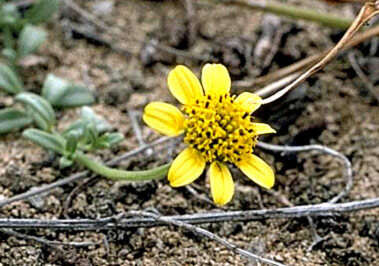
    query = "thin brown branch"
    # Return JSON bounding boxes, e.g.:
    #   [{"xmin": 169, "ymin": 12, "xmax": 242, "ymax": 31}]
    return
[
  {"xmin": 185, "ymin": 185, "xmax": 221, "ymax": 208},
  {"xmin": 1, "ymin": 229, "xmax": 97, "ymax": 248},
  {"xmin": 183, "ymin": 0, "xmax": 198, "ymax": 46},
  {"xmin": 235, "ymin": 24, "xmax": 379, "ymax": 92},
  {"xmin": 348, "ymin": 51, "xmax": 379, "ymax": 102},
  {"xmin": 261, "ymin": 2, "xmax": 379, "ymax": 104}
]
